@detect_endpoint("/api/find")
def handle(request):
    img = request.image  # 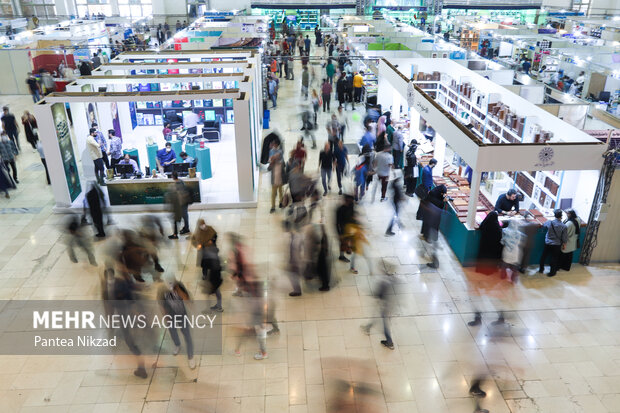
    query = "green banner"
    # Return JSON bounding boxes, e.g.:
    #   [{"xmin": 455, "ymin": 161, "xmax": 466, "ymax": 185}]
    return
[{"xmin": 52, "ymin": 103, "xmax": 82, "ymax": 202}]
